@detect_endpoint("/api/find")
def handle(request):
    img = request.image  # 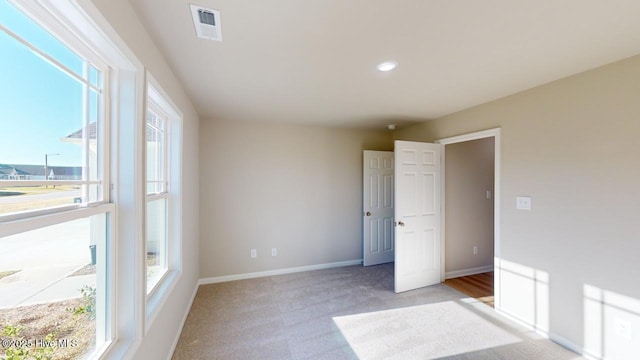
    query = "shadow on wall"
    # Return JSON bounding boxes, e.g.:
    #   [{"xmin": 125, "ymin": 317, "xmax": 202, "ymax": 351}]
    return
[
  {"xmin": 496, "ymin": 258, "xmax": 550, "ymax": 334},
  {"xmin": 496, "ymin": 259, "xmax": 640, "ymax": 360},
  {"xmin": 583, "ymin": 285, "xmax": 640, "ymax": 360}
]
